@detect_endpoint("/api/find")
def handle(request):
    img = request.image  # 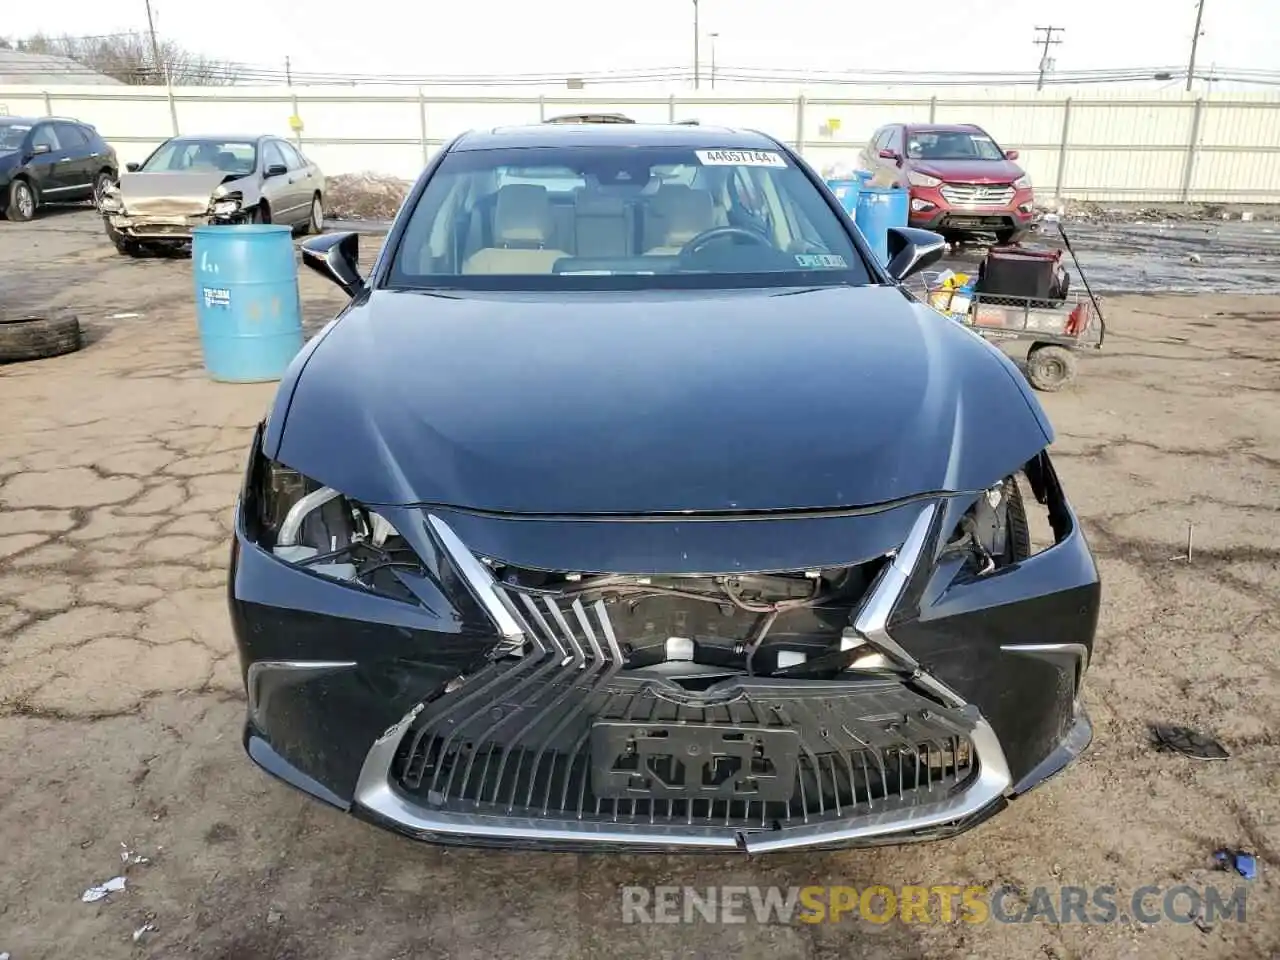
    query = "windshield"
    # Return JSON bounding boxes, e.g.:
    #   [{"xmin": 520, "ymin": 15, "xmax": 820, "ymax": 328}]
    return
[
  {"xmin": 0, "ymin": 123, "xmax": 31, "ymax": 152},
  {"xmin": 141, "ymin": 139, "xmax": 257, "ymax": 175},
  {"xmin": 387, "ymin": 144, "xmax": 871, "ymax": 290},
  {"xmin": 906, "ymin": 130, "xmax": 1005, "ymax": 161}
]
